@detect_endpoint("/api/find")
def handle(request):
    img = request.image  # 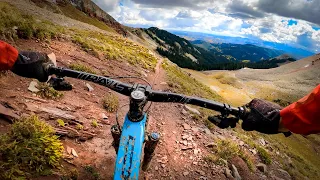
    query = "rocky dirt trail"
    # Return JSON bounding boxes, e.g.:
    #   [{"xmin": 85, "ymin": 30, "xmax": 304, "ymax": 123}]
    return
[{"xmin": 0, "ymin": 39, "xmax": 292, "ymax": 180}]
